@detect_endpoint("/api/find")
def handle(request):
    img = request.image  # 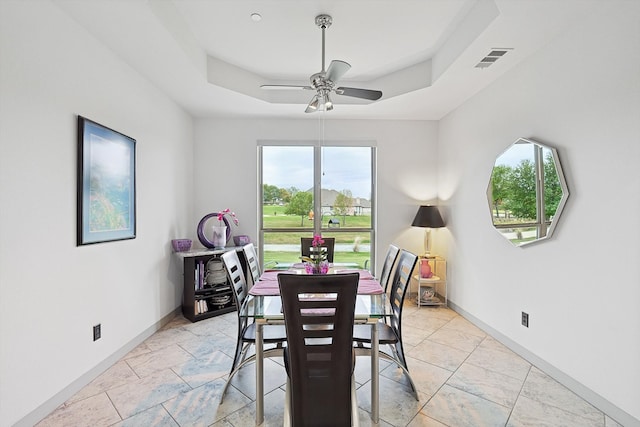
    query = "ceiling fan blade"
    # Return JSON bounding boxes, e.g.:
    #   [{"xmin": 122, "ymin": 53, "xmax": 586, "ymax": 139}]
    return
[
  {"xmin": 325, "ymin": 60, "xmax": 351, "ymax": 83},
  {"xmin": 335, "ymin": 87, "xmax": 383, "ymax": 101},
  {"xmin": 261, "ymin": 85, "xmax": 313, "ymax": 90}
]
